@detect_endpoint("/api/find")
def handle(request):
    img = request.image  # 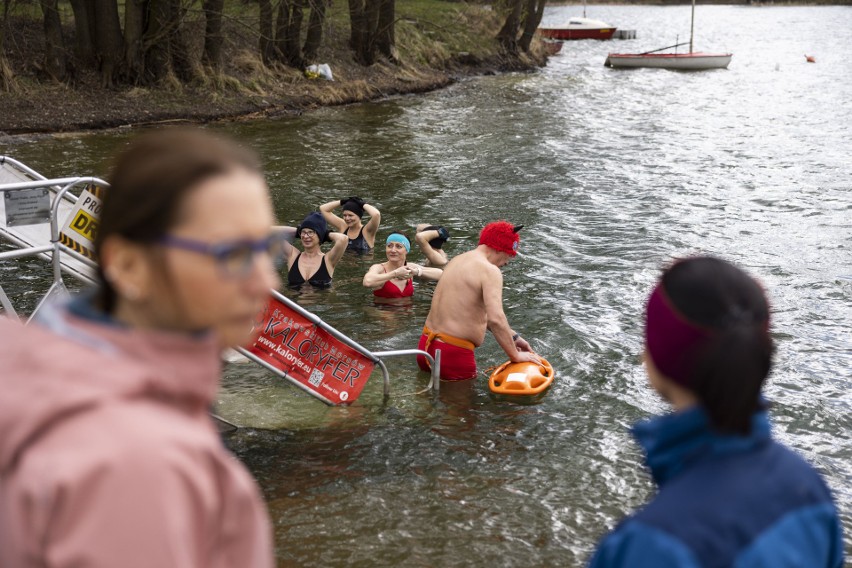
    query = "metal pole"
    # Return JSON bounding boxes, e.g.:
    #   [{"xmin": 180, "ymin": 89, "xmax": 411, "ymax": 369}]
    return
[
  {"xmin": 432, "ymin": 349, "xmax": 441, "ymax": 394},
  {"xmin": 0, "ymin": 245, "xmax": 53, "ymax": 260},
  {"xmin": 689, "ymin": 0, "xmax": 695, "ymax": 54},
  {"xmin": 376, "ymin": 359, "xmax": 390, "ymax": 398}
]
